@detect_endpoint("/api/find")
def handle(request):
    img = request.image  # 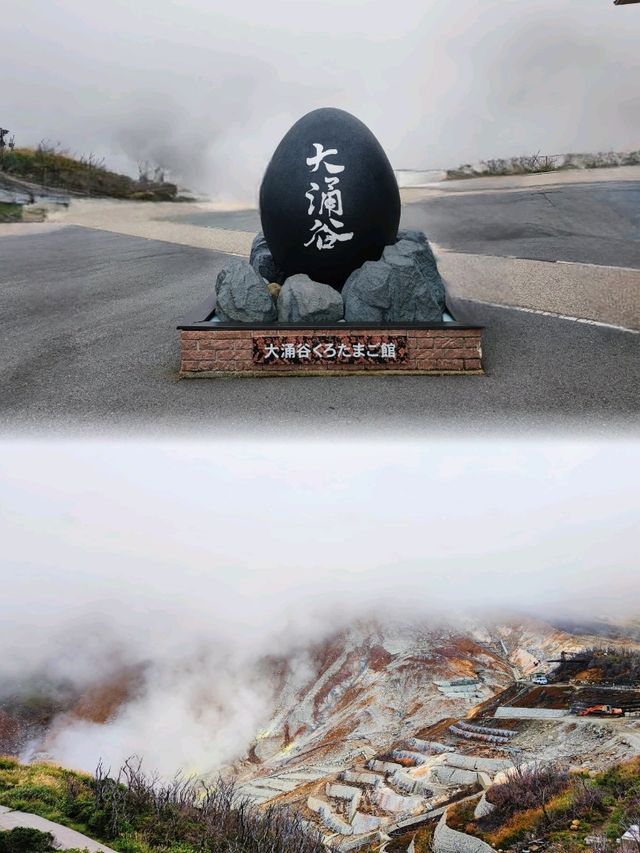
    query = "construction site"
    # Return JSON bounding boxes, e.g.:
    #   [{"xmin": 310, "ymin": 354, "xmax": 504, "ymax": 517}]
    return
[{"xmin": 230, "ymin": 650, "xmax": 640, "ymax": 853}]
